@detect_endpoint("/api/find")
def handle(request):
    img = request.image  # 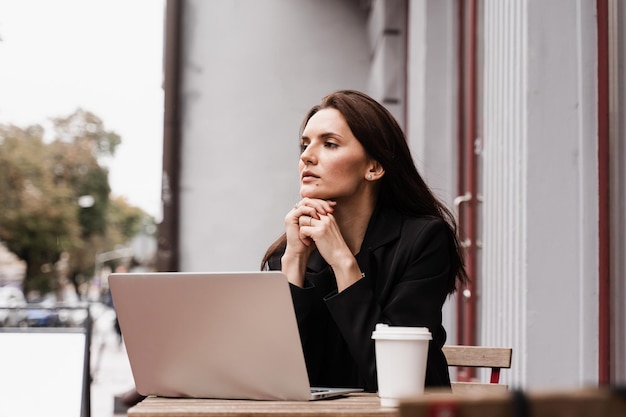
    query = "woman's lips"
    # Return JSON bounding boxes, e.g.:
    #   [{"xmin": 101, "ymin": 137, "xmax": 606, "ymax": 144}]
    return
[{"xmin": 301, "ymin": 171, "xmax": 319, "ymax": 182}]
